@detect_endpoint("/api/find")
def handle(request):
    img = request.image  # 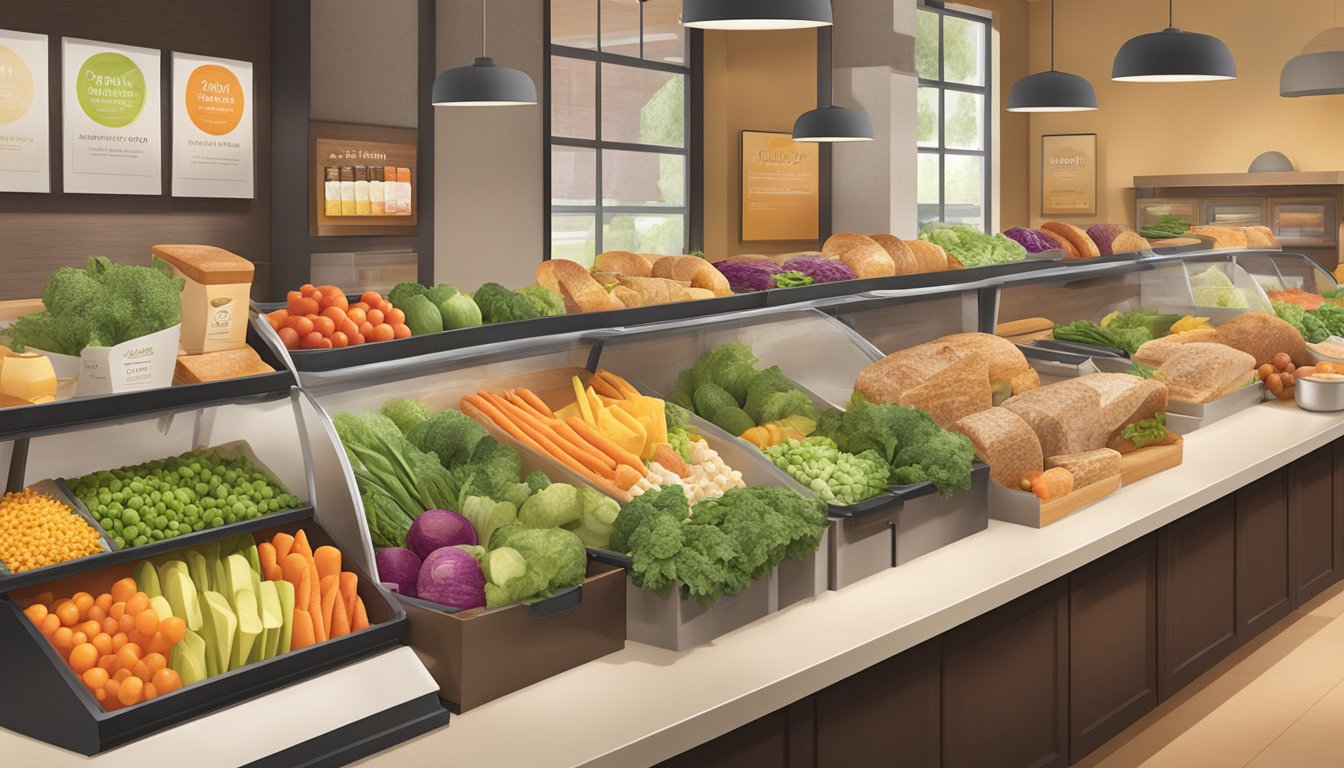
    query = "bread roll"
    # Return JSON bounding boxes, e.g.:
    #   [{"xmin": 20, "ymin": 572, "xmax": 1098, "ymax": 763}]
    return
[
  {"xmin": 651, "ymin": 255, "xmax": 733, "ymax": 297},
  {"xmin": 1213, "ymin": 311, "xmax": 1309, "ymax": 366},
  {"xmin": 868, "ymin": 235, "xmax": 920, "ymax": 275},
  {"xmin": 536, "ymin": 259, "xmax": 624, "ymax": 313},
  {"xmin": 1002, "ymin": 381, "xmax": 1106, "ymax": 457},
  {"xmin": 594, "ymin": 251, "xmax": 652, "ymax": 278},
  {"xmin": 1188, "ymin": 226, "xmax": 1248, "ymax": 250},
  {"xmin": 1241, "ymin": 226, "xmax": 1276, "ymax": 249},
  {"xmin": 907, "ymin": 239, "xmax": 949, "ymax": 272},
  {"xmin": 822, "ymin": 232, "xmax": 897, "ymax": 279},
  {"xmin": 953, "ymin": 407, "xmax": 1044, "ymax": 488},
  {"xmin": 1041, "ymin": 222, "xmax": 1101, "ymax": 259},
  {"xmin": 1110, "ymin": 231, "xmax": 1151, "ymax": 255},
  {"xmin": 1251, "ymin": 226, "xmax": 1278, "ymax": 247},
  {"xmin": 1155, "ymin": 343, "xmax": 1256, "ymax": 403}
]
